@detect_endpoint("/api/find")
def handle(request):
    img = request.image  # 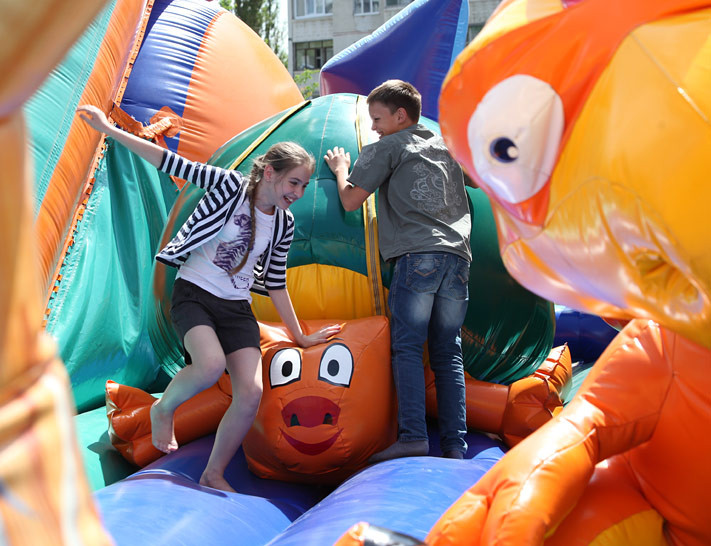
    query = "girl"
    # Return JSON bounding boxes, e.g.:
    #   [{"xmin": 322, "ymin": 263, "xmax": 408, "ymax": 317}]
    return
[{"xmin": 77, "ymin": 105, "xmax": 340, "ymax": 492}]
